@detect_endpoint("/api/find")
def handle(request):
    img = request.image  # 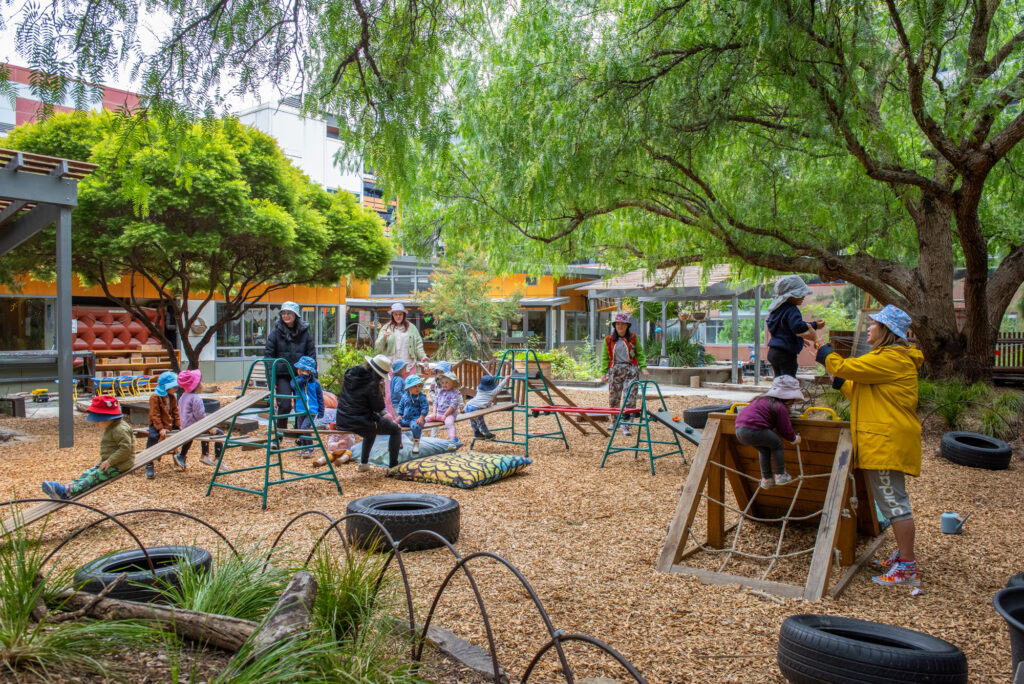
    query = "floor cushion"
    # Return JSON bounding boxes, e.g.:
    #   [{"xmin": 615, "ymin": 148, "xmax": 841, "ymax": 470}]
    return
[{"xmin": 389, "ymin": 450, "xmax": 531, "ymax": 488}]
